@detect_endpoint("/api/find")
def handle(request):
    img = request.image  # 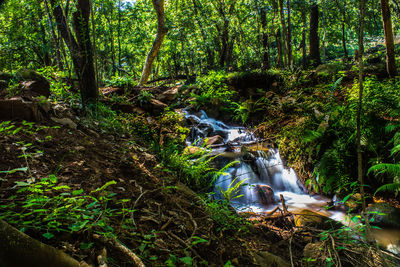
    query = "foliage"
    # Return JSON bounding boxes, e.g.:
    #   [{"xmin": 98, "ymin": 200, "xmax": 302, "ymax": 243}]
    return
[
  {"xmin": 0, "ymin": 176, "xmax": 133, "ymax": 239},
  {"xmin": 217, "ymin": 177, "xmax": 248, "ymax": 203}
]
